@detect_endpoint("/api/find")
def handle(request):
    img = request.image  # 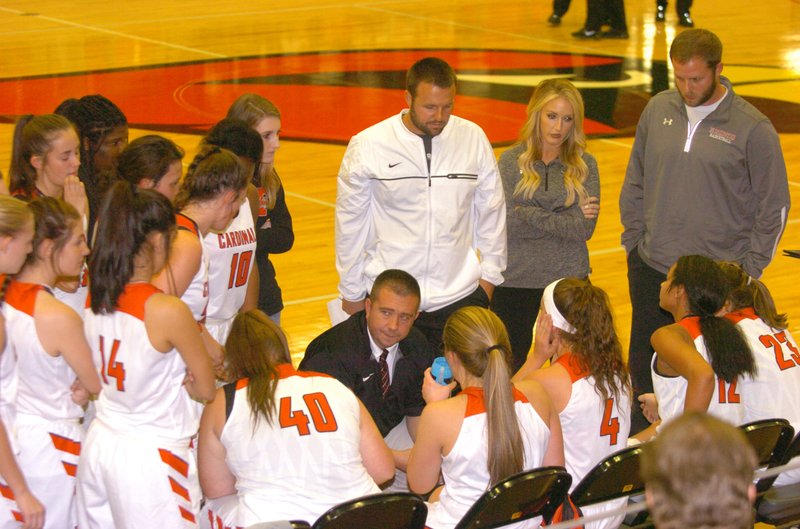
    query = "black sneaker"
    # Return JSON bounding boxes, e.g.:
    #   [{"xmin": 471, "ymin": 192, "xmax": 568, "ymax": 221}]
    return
[
  {"xmin": 600, "ymin": 28, "xmax": 629, "ymax": 39},
  {"xmin": 678, "ymin": 12, "xmax": 695, "ymax": 27},
  {"xmin": 547, "ymin": 13, "xmax": 561, "ymax": 26},
  {"xmin": 571, "ymin": 28, "xmax": 599, "ymax": 39}
]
